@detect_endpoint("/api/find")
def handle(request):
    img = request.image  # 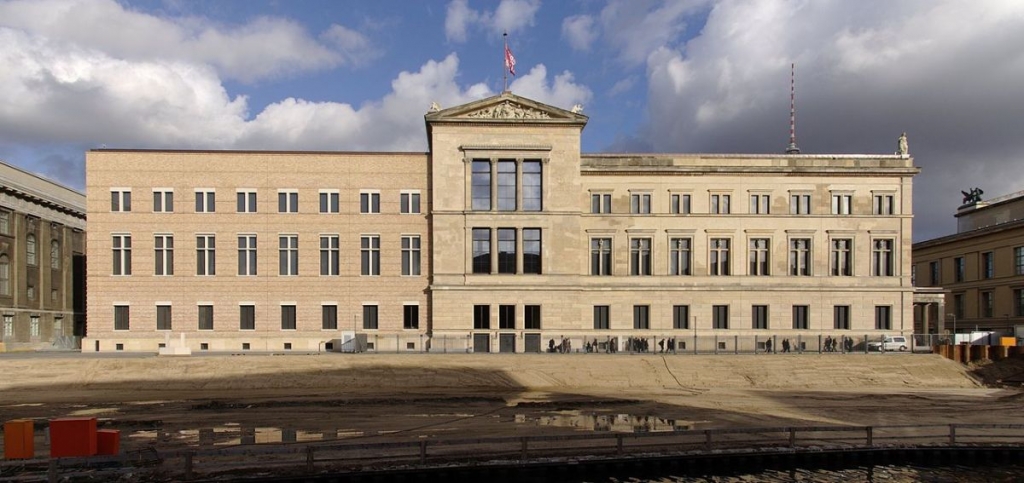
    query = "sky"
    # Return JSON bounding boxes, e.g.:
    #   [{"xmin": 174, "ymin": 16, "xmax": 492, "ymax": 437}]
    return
[{"xmin": 1, "ymin": 0, "xmax": 1023, "ymax": 241}]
